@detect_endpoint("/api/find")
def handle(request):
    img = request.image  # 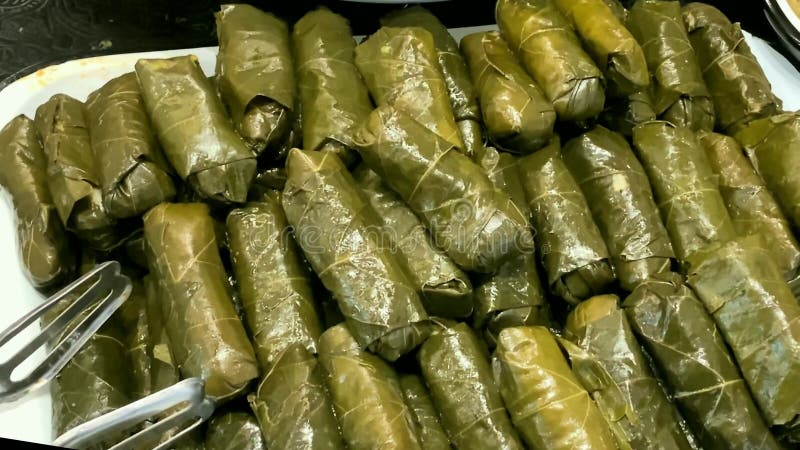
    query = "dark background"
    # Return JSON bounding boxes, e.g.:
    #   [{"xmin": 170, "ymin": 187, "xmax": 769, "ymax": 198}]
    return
[{"xmin": 0, "ymin": 0, "xmax": 782, "ymax": 88}]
